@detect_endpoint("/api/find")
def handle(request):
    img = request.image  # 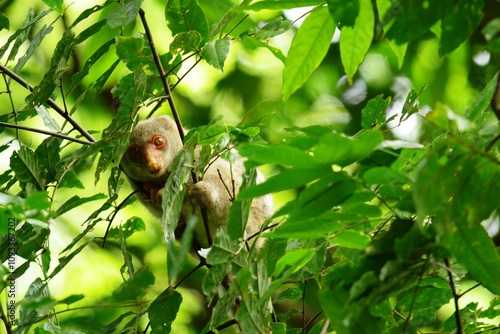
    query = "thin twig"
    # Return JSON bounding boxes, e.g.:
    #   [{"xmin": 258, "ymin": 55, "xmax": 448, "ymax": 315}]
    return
[
  {"xmin": 217, "ymin": 168, "xmax": 235, "ymax": 201},
  {"xmin": 457, "ymin": 282, "xmax": 481, "ymax": 299},
  {"xmin": 142, "ymin": 321, "xmax": 150, "ymax": 334},
  {"xmin": 101, "ymin": 190, "xmax": 140, "ymax": 248},
  {"xmin": 1, "ymin": 71, "xmax": 18, "ymax": 139},
  {"xmin": 173, "ymin": 261, "xmax": 205, "ymax": 289},
  {"xmin": 206, "ymin": 319, "xmax": 238, "ymax": 333},
  {"xmin": 139, "ymin": 7, "xmax": 213, "ymax": 246},
  {"xmin": 403, "ymin": 258, "xmax": 429, "ymax": 333},
  {"xmin": 0, "ymin": 121, "xmax": 93, "ymax": 145},
  {"xmin": 445, "ymin": 258, "xmax": 463, "ymax": 334},
  {"xmin": 170, "ymin": 57, "xmax": 202, "ymax": 91},
  {"xmin": 304, "ymin": 310, "xmax": 323, "ymax": 331},
  {"xmin": 302, "ymin": 281, "xmax": 307, "ymax": 333},
  {"xmin": 0, "ymin": 64, "xmax": 95, "ymax": 143},
  {"xmin": 138, "ymin": 8, "xmax": 185, "ymax": 141},
  {"xmin": 223, "ymin": 14, "xmax": 249, "ymax": 39},
  {"xmin": 320, "ymin": 319, "xmax": 330, "ymax": 334}
]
